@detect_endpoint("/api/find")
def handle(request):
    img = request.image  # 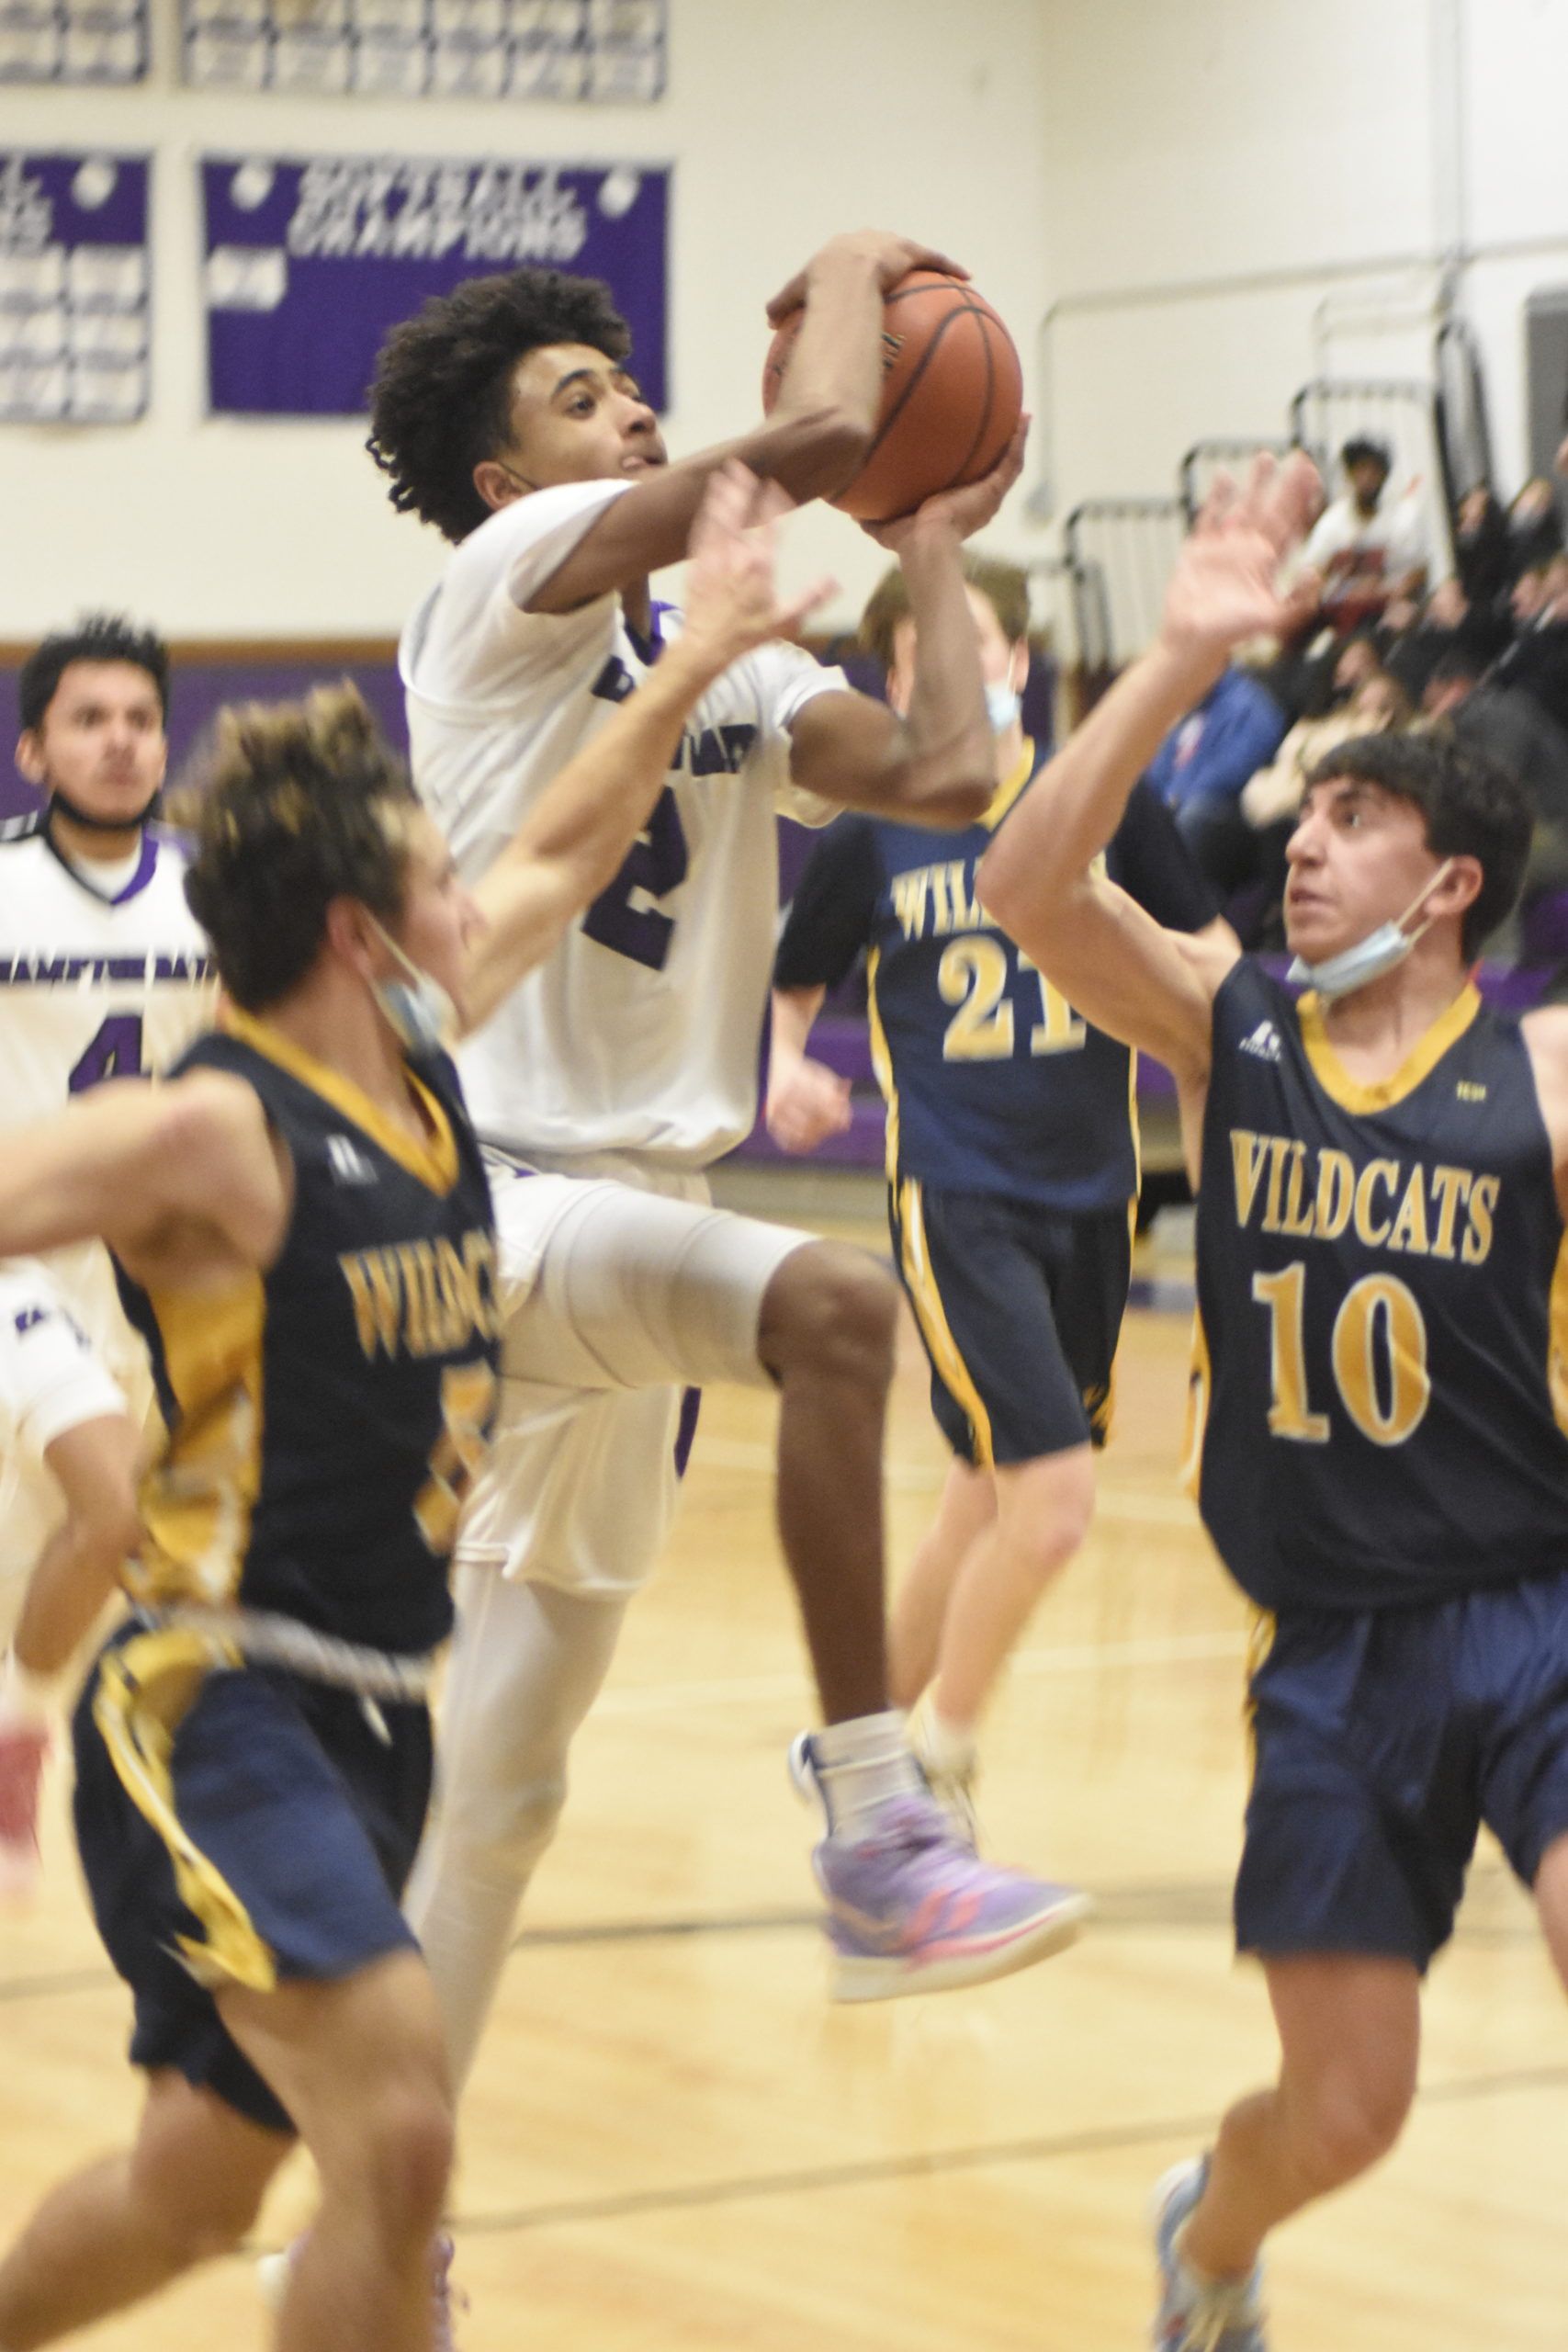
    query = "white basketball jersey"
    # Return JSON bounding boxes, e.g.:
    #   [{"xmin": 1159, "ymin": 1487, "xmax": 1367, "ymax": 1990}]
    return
[
  {"xmin": 401, "ymin": 479, "xmax": 844, "ymax": 1169},
  {"xmin": 0, "ymin": 1260, "xmax": 126, "ymax": 1603},
  {"xmin": 0, "ymin": 816, "xmax": 218, "ymax": 1386}
]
